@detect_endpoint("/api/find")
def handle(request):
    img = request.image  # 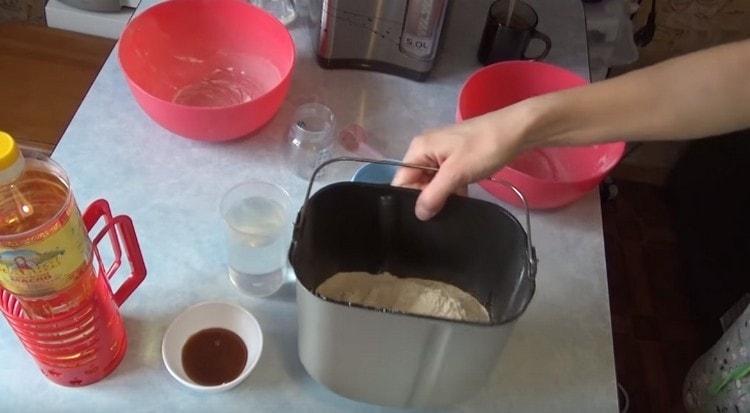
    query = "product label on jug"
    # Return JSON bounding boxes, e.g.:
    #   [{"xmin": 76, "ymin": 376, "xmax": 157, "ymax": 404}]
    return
[{"xmin": 0, "ymin": 205, "xmax": 91, "ymax": 296}]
